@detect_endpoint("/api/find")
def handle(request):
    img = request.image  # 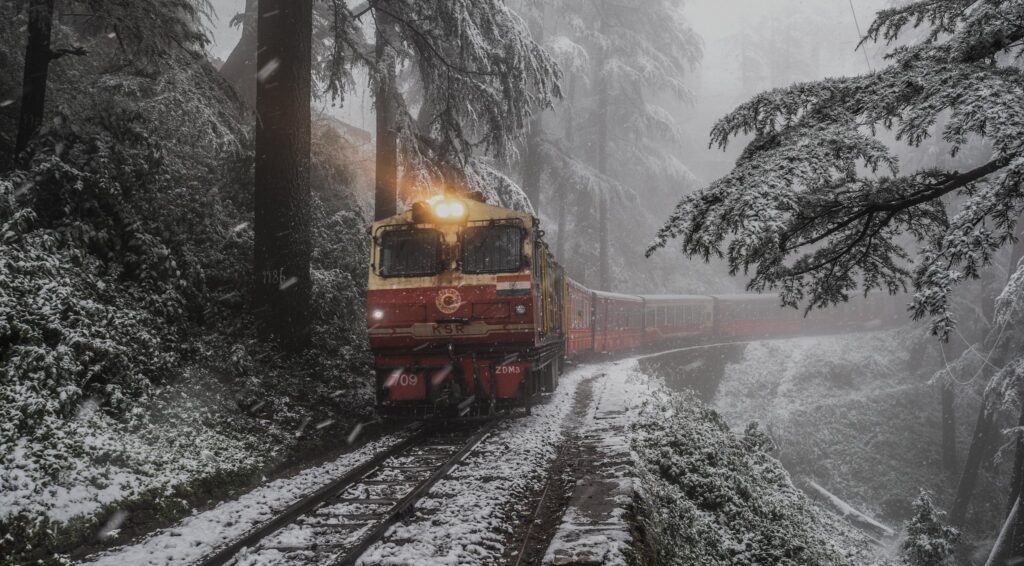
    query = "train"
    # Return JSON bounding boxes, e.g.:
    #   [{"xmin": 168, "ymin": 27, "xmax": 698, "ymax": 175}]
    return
[{"xmin": 367, "ymin": 193, "xmax": 906, "ymax": 418}]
